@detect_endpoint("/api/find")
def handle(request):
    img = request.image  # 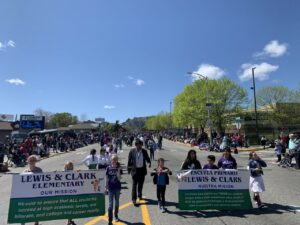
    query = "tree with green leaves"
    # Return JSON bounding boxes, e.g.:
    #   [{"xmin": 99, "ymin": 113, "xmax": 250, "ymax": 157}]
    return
[
  {"xmin": 145, "ymin": 112, "xmax": 172, "ymax": 131},
  {"xmin": 256, "ymin": 85, "xmax": 300, "ymax": 129},
  {"xmin": 173, "ymin": 79, "xmax": 207, "ymax": 132},
  {"xmin": 208, "ymin": 78, "xmax": 248, "ymax": 133},
  {"xmin": 50, "ymin": 112, "xmax": 78, "ymax": 128},
  {"xmin": 173, "ymin": 77, "xmax": 247, "ymax": 134}
]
